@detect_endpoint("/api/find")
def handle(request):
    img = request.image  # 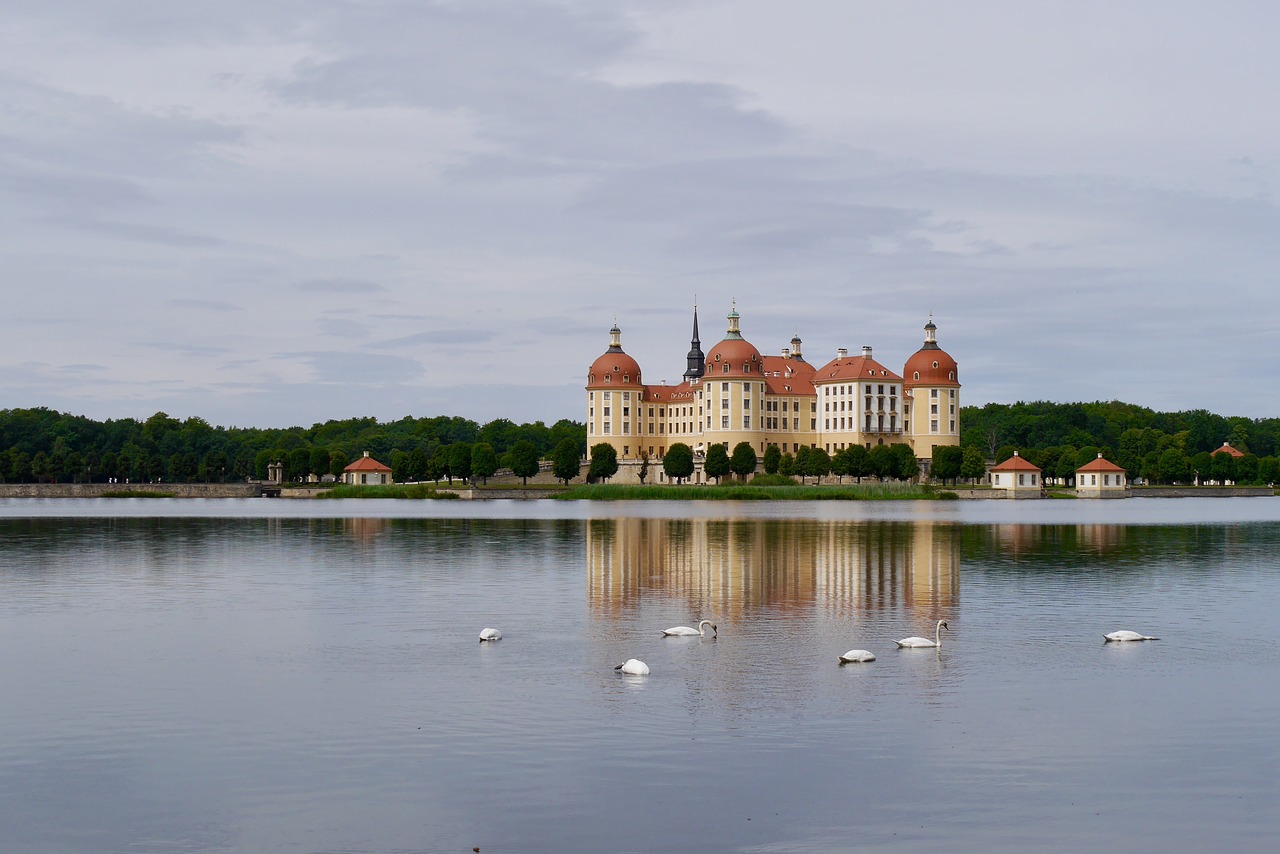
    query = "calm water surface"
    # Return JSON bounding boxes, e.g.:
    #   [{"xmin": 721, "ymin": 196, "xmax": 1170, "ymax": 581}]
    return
[{"xmin": 2, "ymin": 497, "xmax": 1278, "ymax": 853}]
